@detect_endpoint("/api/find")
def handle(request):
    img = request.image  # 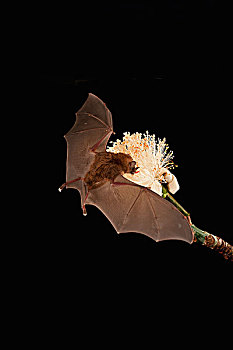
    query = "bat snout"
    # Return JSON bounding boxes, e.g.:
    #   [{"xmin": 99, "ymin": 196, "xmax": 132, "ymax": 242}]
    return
[{"xmin": 130, "ymin": 166, "xmax": 140, "ymax": 174}]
